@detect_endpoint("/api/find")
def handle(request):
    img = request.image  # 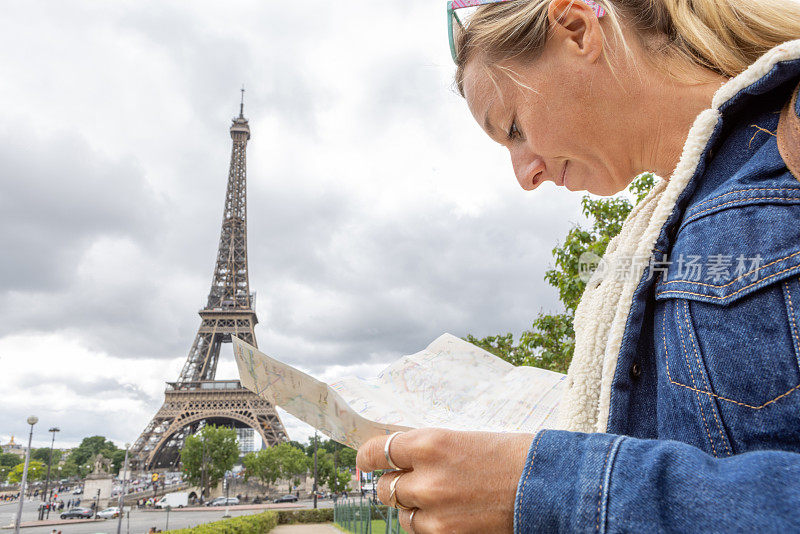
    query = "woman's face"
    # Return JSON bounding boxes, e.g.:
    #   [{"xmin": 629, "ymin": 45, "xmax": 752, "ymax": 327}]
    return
[{"xmin": 461, "ymin": 17, "xmax": 640, "ymax": 196}]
